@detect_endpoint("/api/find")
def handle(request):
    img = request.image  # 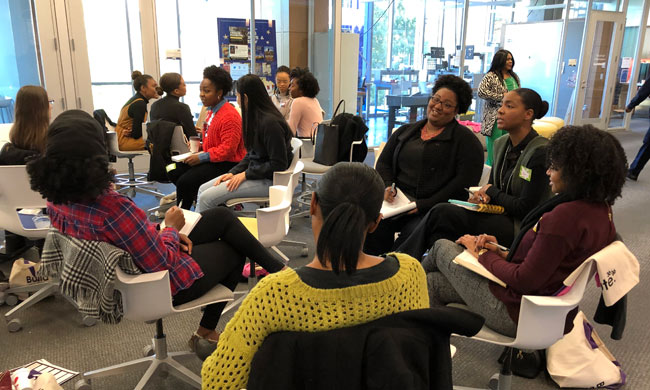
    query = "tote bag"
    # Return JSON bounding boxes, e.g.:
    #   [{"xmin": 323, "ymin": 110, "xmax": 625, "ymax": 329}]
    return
[{"xmin": 312, "ymin": 100, "xmax": 345, "ymax": 166}]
